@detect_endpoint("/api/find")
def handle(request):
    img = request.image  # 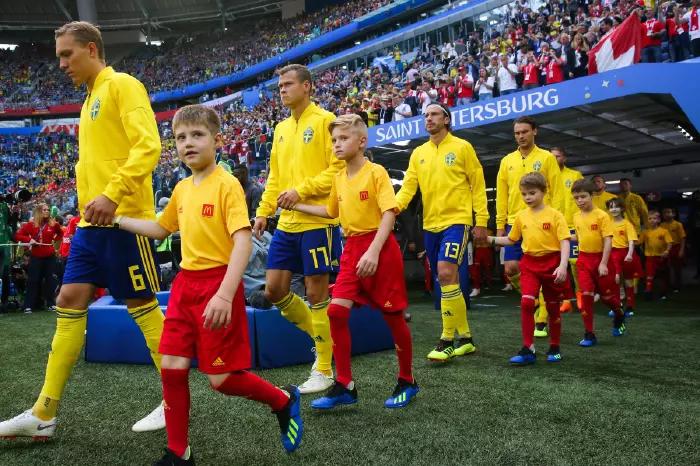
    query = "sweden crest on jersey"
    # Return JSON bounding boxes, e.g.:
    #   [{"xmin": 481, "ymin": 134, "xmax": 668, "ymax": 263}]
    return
[
  {"xmin": 445, "ymin": 152, "xmax": 456, "ymax": 166},
  {"xmin": 303, "ymin": 127, "xmax": 314, "ymax": 144},
  {"xmin": 90, "ymin": 98, "xmax": 101, "ymax": 121},
  {"xmin": 533, "ymin": 160, "xmax": 542, "ymax": 171}
]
